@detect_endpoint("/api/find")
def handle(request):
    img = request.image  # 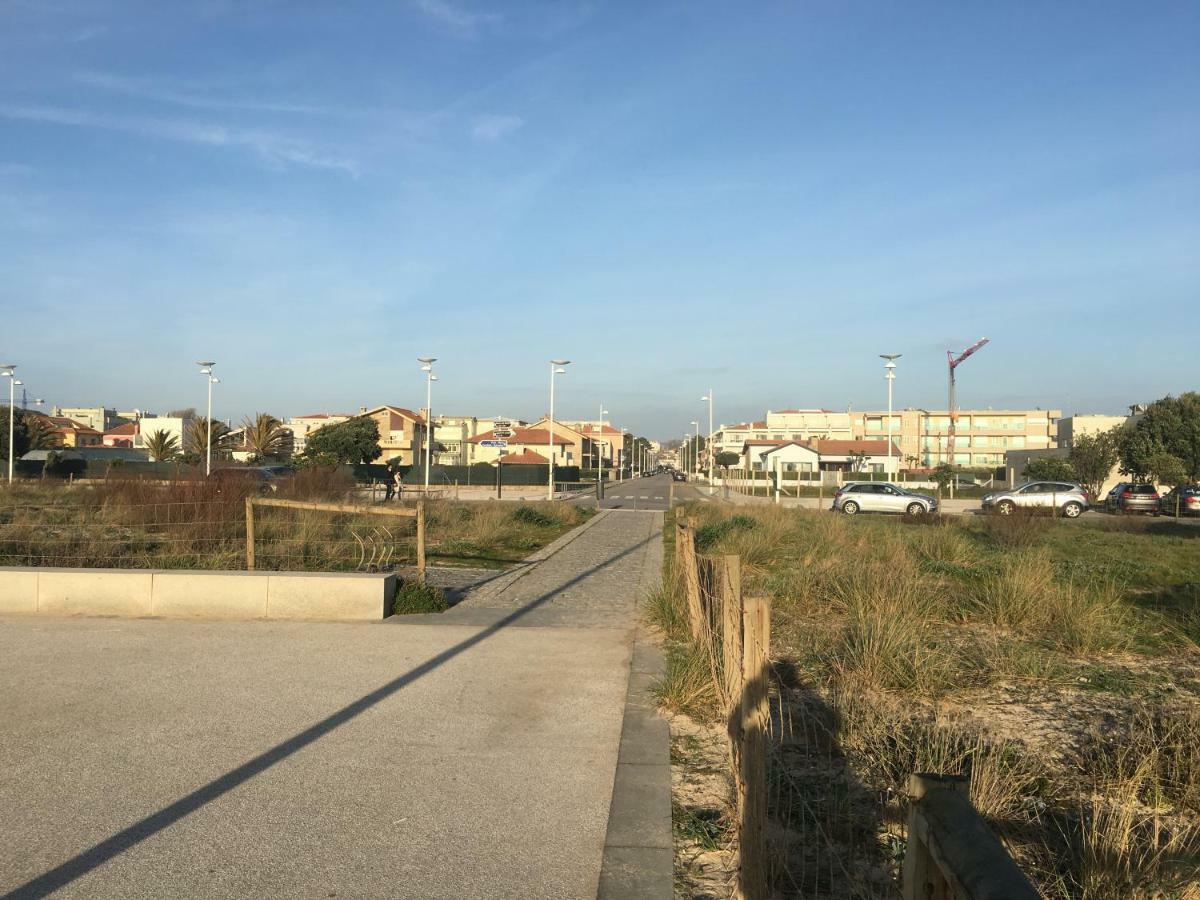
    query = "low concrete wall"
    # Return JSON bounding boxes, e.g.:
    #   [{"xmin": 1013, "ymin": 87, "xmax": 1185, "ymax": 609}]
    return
[{"xmin": 0, "ymin": 567, "xmax": 395, "ymax": 621}]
